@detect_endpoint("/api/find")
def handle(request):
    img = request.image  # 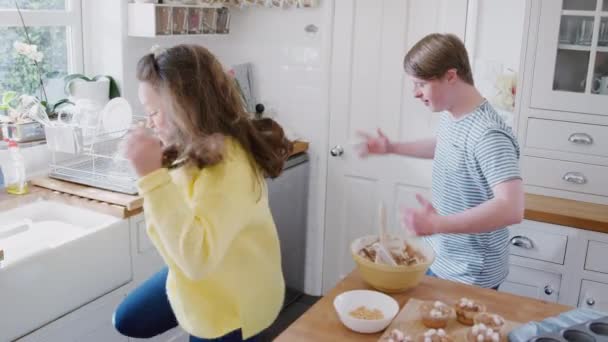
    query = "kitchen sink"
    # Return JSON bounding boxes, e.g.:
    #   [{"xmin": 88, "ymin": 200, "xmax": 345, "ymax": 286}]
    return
[{"xmin": 0, "ymin": 199, "xmax": 132, "ymax": 341}]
